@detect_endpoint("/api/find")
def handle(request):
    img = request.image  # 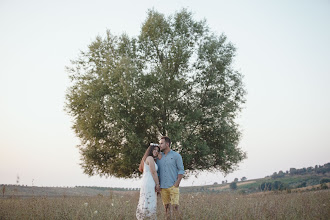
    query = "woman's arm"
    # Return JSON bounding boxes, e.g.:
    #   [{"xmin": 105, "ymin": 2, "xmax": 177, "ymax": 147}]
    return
[{"xmin": 147, "ymin": 156, "xmax": 160, "ymax": 187}]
